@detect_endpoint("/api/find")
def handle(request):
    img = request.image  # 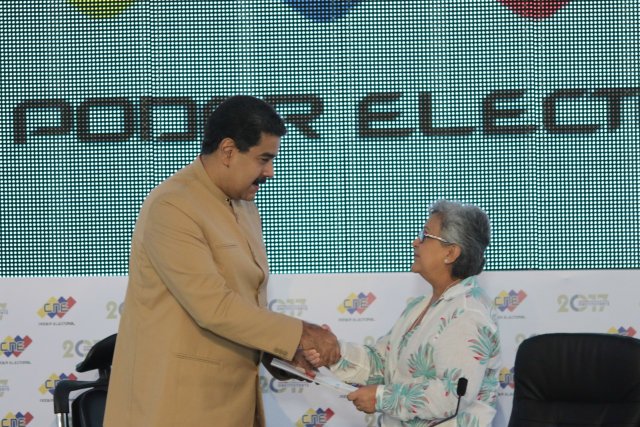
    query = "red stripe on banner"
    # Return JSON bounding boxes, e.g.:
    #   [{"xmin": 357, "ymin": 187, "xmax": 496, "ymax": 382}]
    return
[{"xmin": 497, "ymin": 0, "xmax": 572, "ymax": 20}]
